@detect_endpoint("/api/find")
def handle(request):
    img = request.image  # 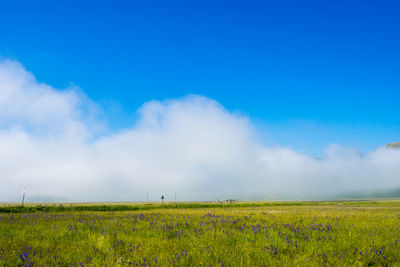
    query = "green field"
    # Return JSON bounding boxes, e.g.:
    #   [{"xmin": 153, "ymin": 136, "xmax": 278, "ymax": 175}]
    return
[{"xmin": 1, "ymin": 201, "xmax": 400, "ymax": 266}]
